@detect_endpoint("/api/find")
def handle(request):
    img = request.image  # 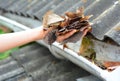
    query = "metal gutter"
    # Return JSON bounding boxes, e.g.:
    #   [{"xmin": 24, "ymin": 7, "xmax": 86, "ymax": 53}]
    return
[{"xmin": 0, "ymin": 15, "xmax": 112, "ymax": 81}]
